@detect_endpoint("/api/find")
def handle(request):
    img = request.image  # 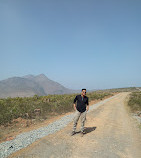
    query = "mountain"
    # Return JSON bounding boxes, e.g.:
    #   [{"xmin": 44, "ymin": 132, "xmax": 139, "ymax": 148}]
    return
[
  {"xmin": 0, "ymin": 74, "xmax": 78, "ymax": 98},
  {"xmin": 23, "ymin": 74, "xmax": 75, "ymax": 95}
]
